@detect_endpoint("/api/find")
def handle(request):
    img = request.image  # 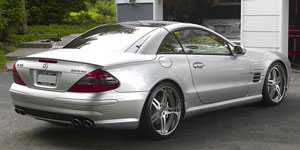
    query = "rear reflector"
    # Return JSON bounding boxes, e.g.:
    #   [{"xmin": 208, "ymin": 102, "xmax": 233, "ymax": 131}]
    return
[
  {"xmin": 69, "ymin": 69, "xmax": 120, "ymax": 93},
  {"xmin": 12, "ymin": 64, "xmax": 26, "ymax": 86},
  {"xmin": 39, "ymin": 60, "xmax": 57, "ymax": 63}
]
